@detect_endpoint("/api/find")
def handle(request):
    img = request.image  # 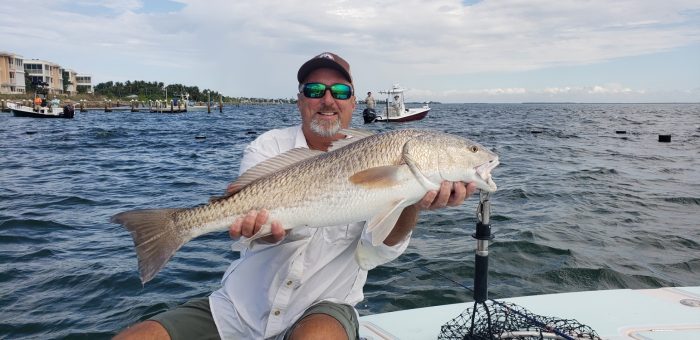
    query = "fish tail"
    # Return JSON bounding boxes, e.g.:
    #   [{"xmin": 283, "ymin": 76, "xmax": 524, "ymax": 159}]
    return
[{"xmin": 111, "ymin": 208, "xmax": 188, "ymax": 284}]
